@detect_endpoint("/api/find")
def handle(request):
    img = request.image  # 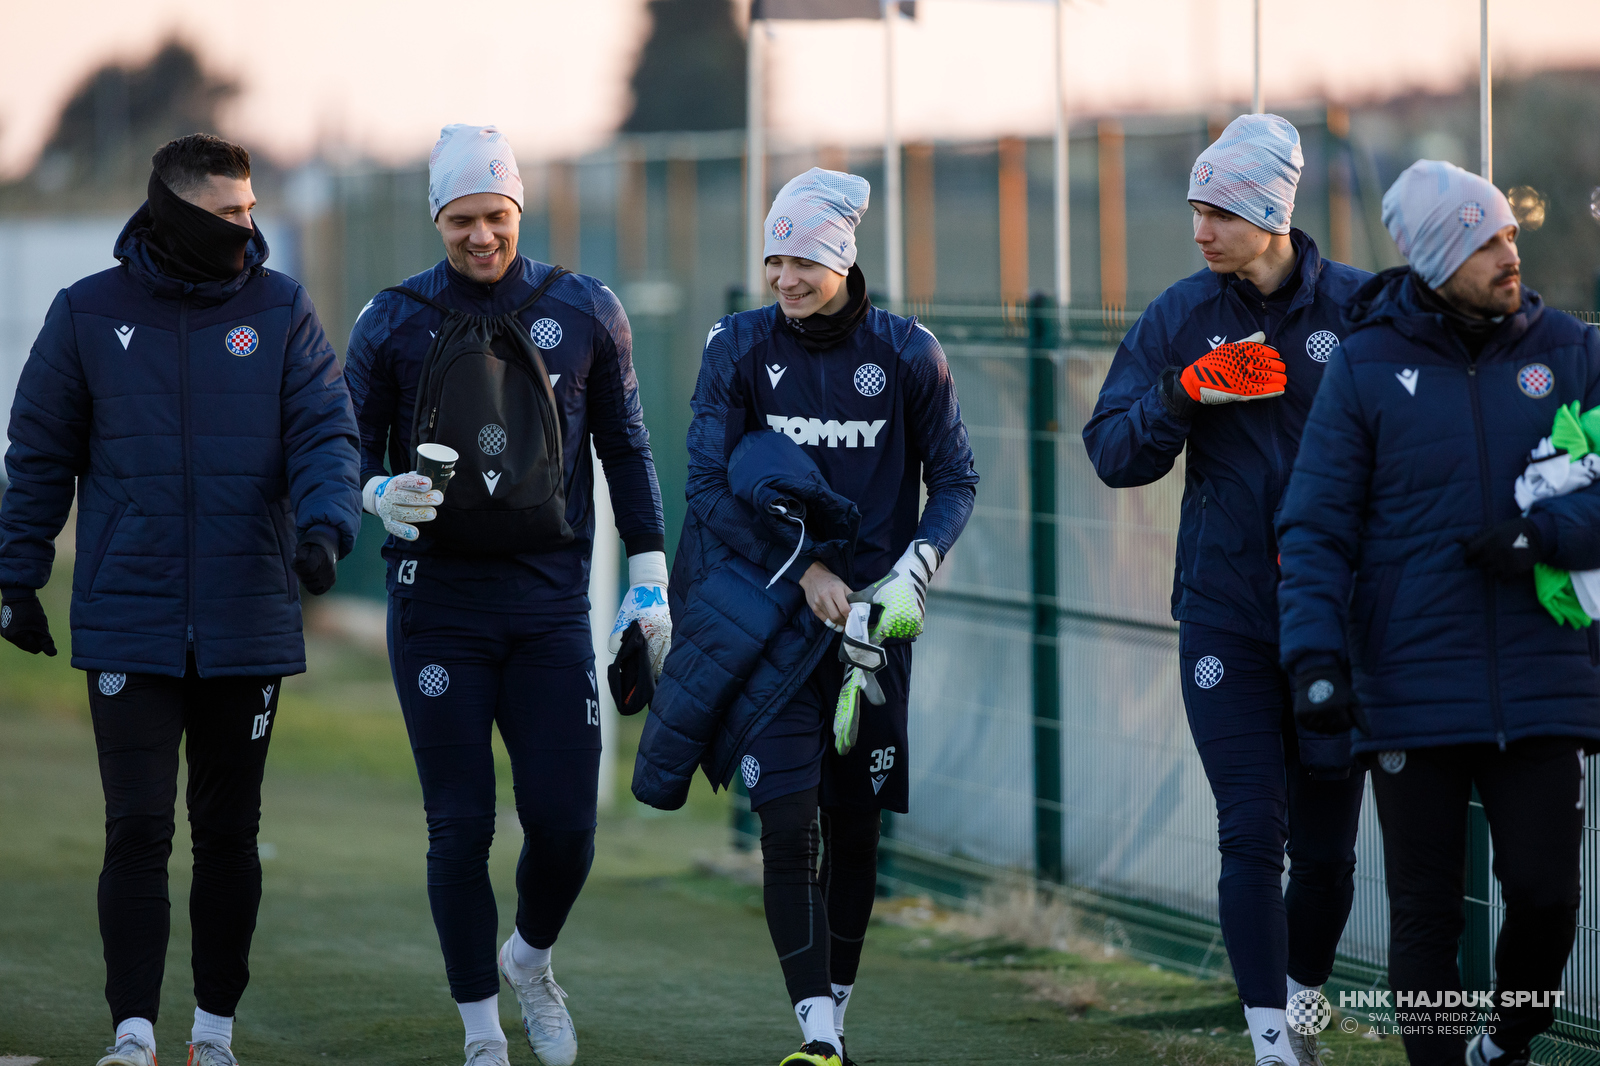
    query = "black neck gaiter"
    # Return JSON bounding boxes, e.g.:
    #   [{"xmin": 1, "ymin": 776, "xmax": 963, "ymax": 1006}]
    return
[
  {"xmin": 1409, "ymin": 270, "xmax": 1502, "ymax": 359},
  {"xmin": 784, "ymin": 265, "xmax": 870, "ymax": 352},
  {"xmin": 145, "ymin": 172, "xmax": 255, "ymax": 282}
]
